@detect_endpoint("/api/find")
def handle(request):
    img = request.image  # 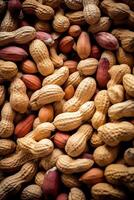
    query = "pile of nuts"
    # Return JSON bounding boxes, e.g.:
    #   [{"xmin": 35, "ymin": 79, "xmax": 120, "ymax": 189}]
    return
[{"xmin": 0, "ymin": 0, "xmax": 134, "ymax": 199}]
